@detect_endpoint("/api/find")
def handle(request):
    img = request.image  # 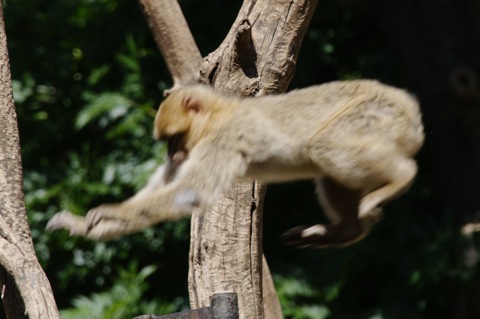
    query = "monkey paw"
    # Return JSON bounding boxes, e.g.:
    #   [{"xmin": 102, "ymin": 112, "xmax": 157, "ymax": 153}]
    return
[
  {"xmin": 281, "ymin": 223, "xmax": 366, "ymax": 249},
  {"xmin": 46, "ymin": 211, "xmax": 89, "ymax": 236},
  {"xmin": 85, "ymin": 204, "xmax": 122, "ymax": 231},
  {"xmin": 46, "ymin": 211, "xmax": 72, "ymax": 231},
  {"xmin": 281, "ymin": 225, "xmax": 330, "ymax": 249}
]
